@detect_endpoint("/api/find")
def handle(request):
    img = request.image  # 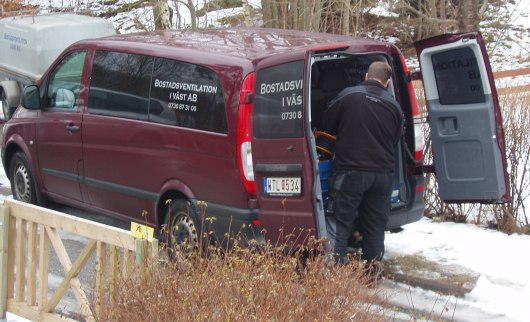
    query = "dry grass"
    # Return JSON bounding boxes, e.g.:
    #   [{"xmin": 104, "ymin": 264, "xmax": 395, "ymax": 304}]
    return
[{"xmin": 91, "ymin": 240, "xmax": 390, "ymax": 321}]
